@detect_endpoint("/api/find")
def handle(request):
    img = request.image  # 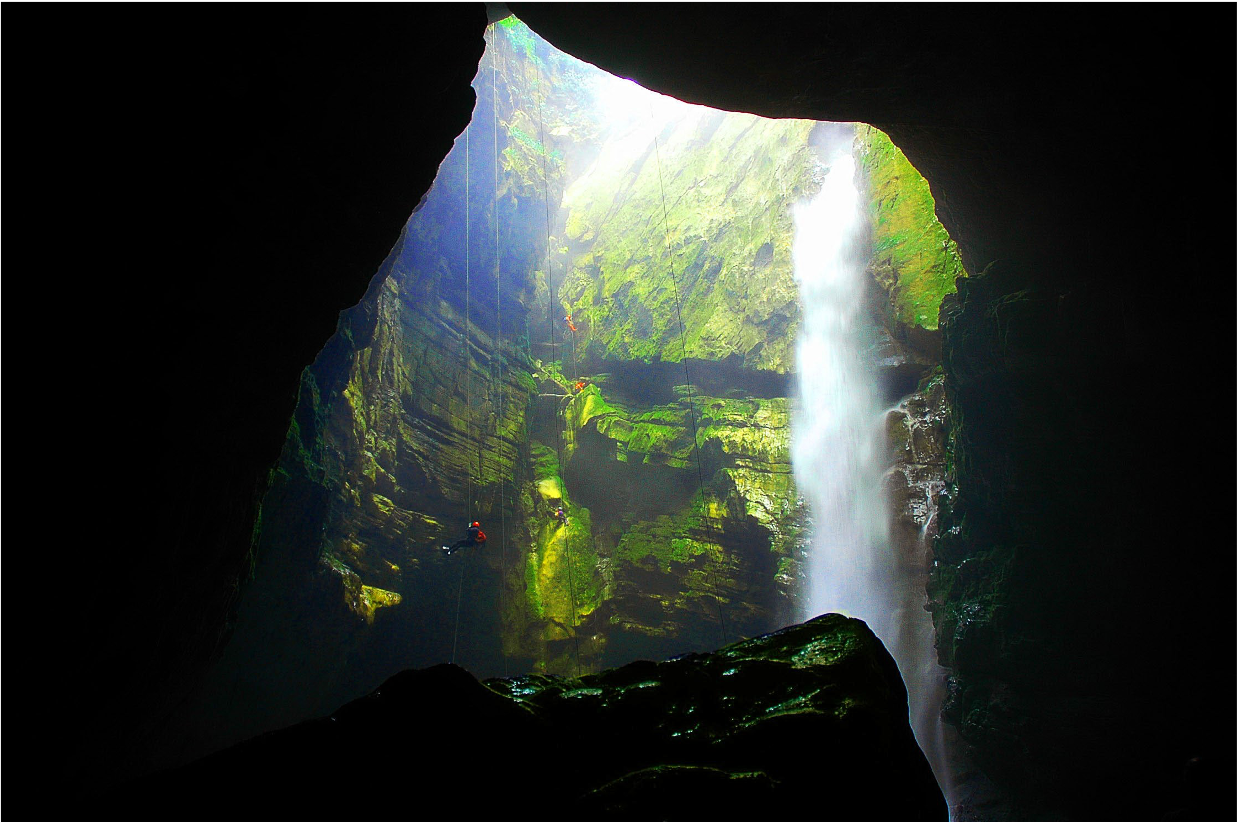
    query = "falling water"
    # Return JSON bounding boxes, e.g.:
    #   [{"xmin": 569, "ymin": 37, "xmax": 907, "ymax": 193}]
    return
[
  {"xmin": 792, "ymin": 136, "xmax": 890, "ymax": 630},
  {"xmin": 791, "ymin": 131, "xmax": 953, "ymax": 809}
]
